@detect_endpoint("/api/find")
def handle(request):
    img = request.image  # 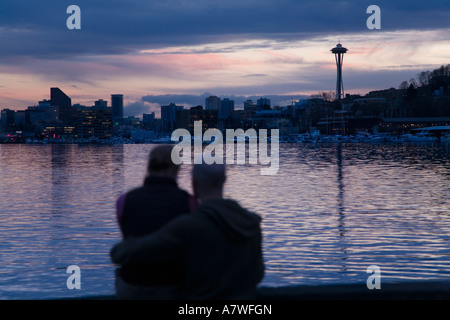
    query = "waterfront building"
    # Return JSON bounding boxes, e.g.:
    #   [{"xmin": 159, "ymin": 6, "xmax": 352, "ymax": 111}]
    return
[
  {"xmin": 43, "ymin": 125, "xmax": 76, "ymax": 139},
  {"xmin": 380, "ymin": 117, "xmax": 450, "ymax": 134},
  {"xmin": 1, "ymin": 109, "xmax": 15, "ymax": 131},
  {"xmin": 77, "ymin": 105, "xmax": 113, "ymax": 139},
  {"xmin": 250, "ymin": 110, "xmax": 291, "ymax": 134},
  {"xmin": 14, "ymin": 111, "xmax": 26, "ymax": 129},
  {"xmin": 27, "ymin": 107, "xmax": 47, "ymax": 126}
]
